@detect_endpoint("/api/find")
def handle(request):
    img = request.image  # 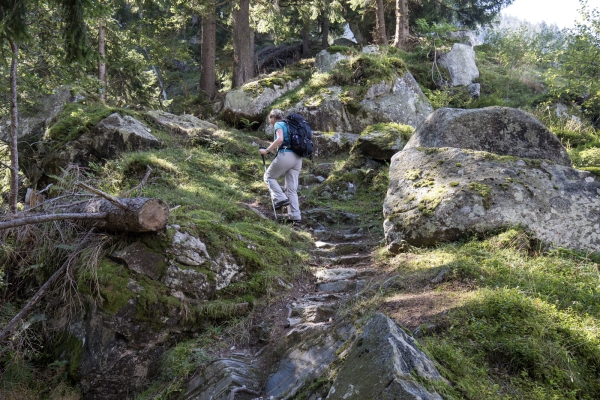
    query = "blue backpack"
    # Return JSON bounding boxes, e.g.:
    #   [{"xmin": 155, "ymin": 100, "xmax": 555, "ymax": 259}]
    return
[{"xmin": 284, "ymin": 113, "xmax": 314, "ymax": 158}]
